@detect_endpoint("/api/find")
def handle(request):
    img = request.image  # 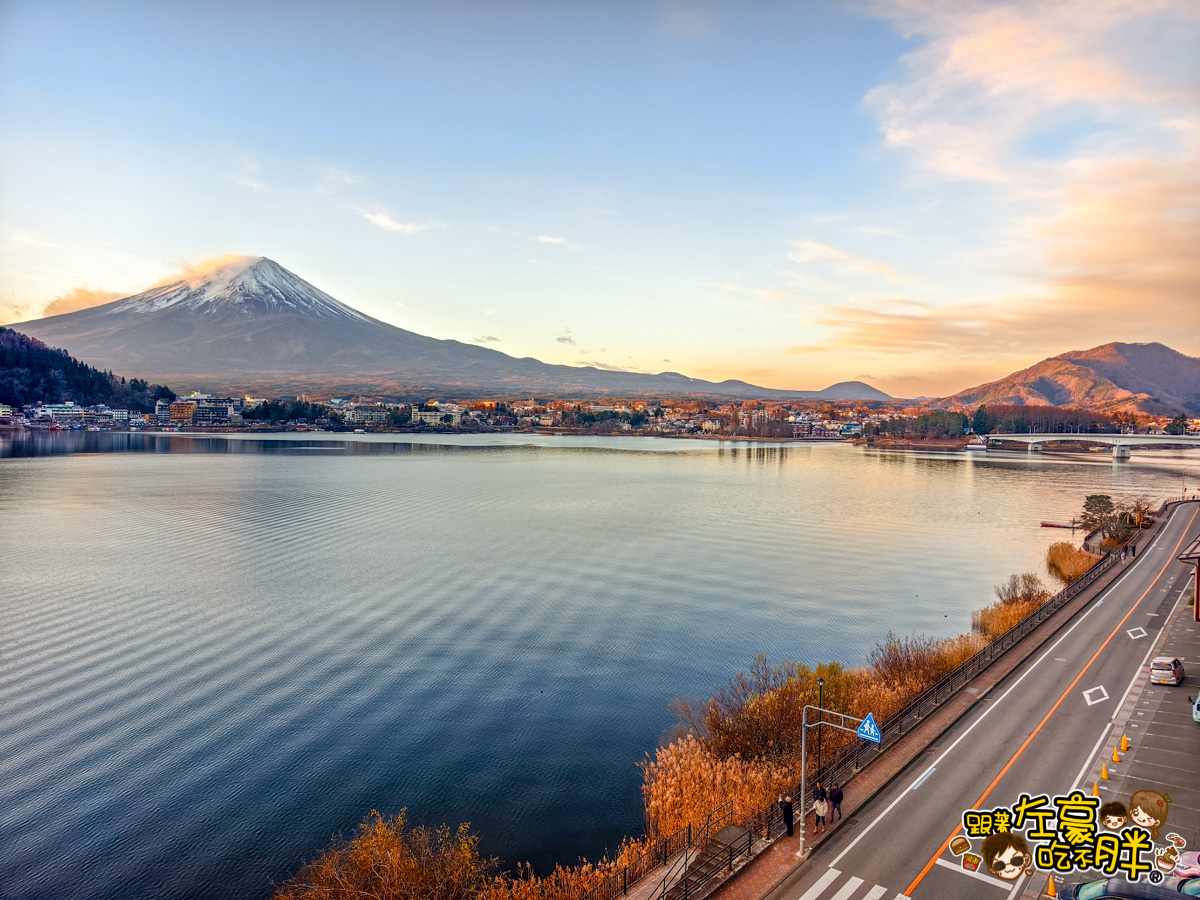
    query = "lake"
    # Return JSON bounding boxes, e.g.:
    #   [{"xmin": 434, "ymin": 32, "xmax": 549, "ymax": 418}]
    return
[{"xmin": 2, "ymin": 431, "xmax": 1196, "ymax": 899}]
